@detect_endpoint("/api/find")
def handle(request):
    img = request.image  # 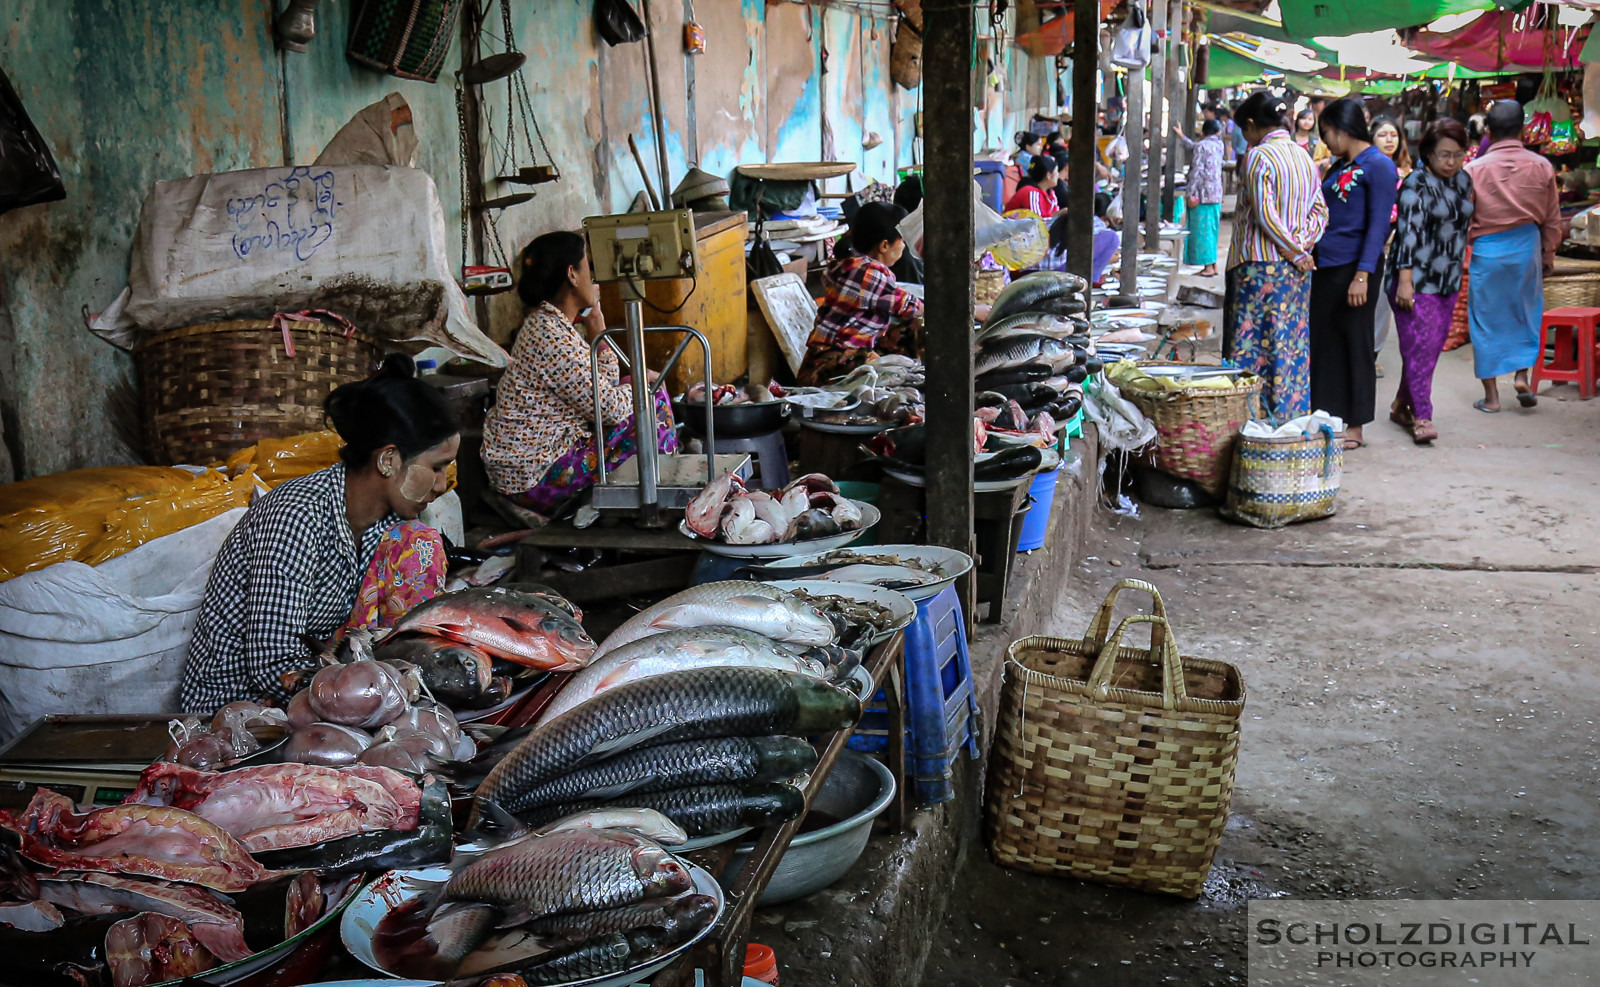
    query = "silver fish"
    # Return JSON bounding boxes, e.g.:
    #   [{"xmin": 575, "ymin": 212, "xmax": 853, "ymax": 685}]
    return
[
  {"xmin": 975, "ymin": 336, "xmax": 1077, "ymax": 377},
  {"xmin": 807, "ymin": 563, "xmax": 941, "ymax": 589},
  {"xmin": 595, "ymin": 582, "xmax": 837, "ymax": 658},
  {"xmin": 535, "ymin": 808, "xmax": 689, "ymax": 845},
  {"xmin": 540, "ymin": 628, "xmax": 831, "ymax": 723}
]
